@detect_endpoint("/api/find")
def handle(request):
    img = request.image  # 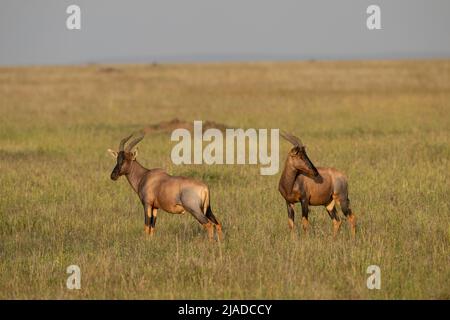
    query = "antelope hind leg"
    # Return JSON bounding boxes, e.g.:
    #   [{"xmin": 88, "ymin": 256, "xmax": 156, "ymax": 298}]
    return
[
  {"xmin": 348, "ymin": 213, "xmax": 356, "ymax": 237},
  {"xmin": 215, "ymin": 224, "xmax": 223, "ymax": 241},
  {"xmin": 340, "ymin": 197, "xmax": 356, "ymax": 237},
  {"xmin": 205, "ymin": 207, "xmax": 223, "ymax": 241},
  {"xmin": 203, "ymin": 222, "xmax": 214, "ymax": 241},
  {"xmin": 184, "ymin": 204, "xmax": 214, "ymax": 241},
  {"xmin": 326, "ymin": 200, "xmax": 341, "ymax": 237},
  {"xmin": 332, "ymin": 219, "xmax": 342, "ymax": 238}
]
